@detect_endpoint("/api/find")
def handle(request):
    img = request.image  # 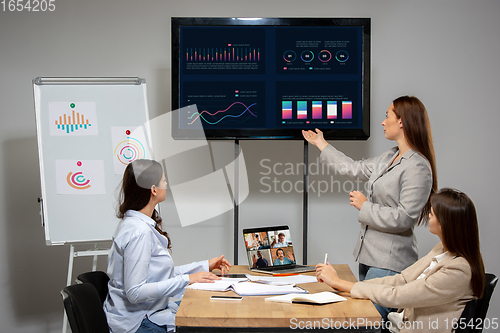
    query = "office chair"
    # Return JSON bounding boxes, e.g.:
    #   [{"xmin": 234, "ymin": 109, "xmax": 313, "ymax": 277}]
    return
[
  {"xmin": 76, "ymin": 271, "xmax": 110, "ymax": 305},
  {"xmin": 455, "ymin": 273, "xmax": 498, "ymax": 333},
  {"xmin": 61, "ymin": 283, "xmax": 109, "ymax": 333}
]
